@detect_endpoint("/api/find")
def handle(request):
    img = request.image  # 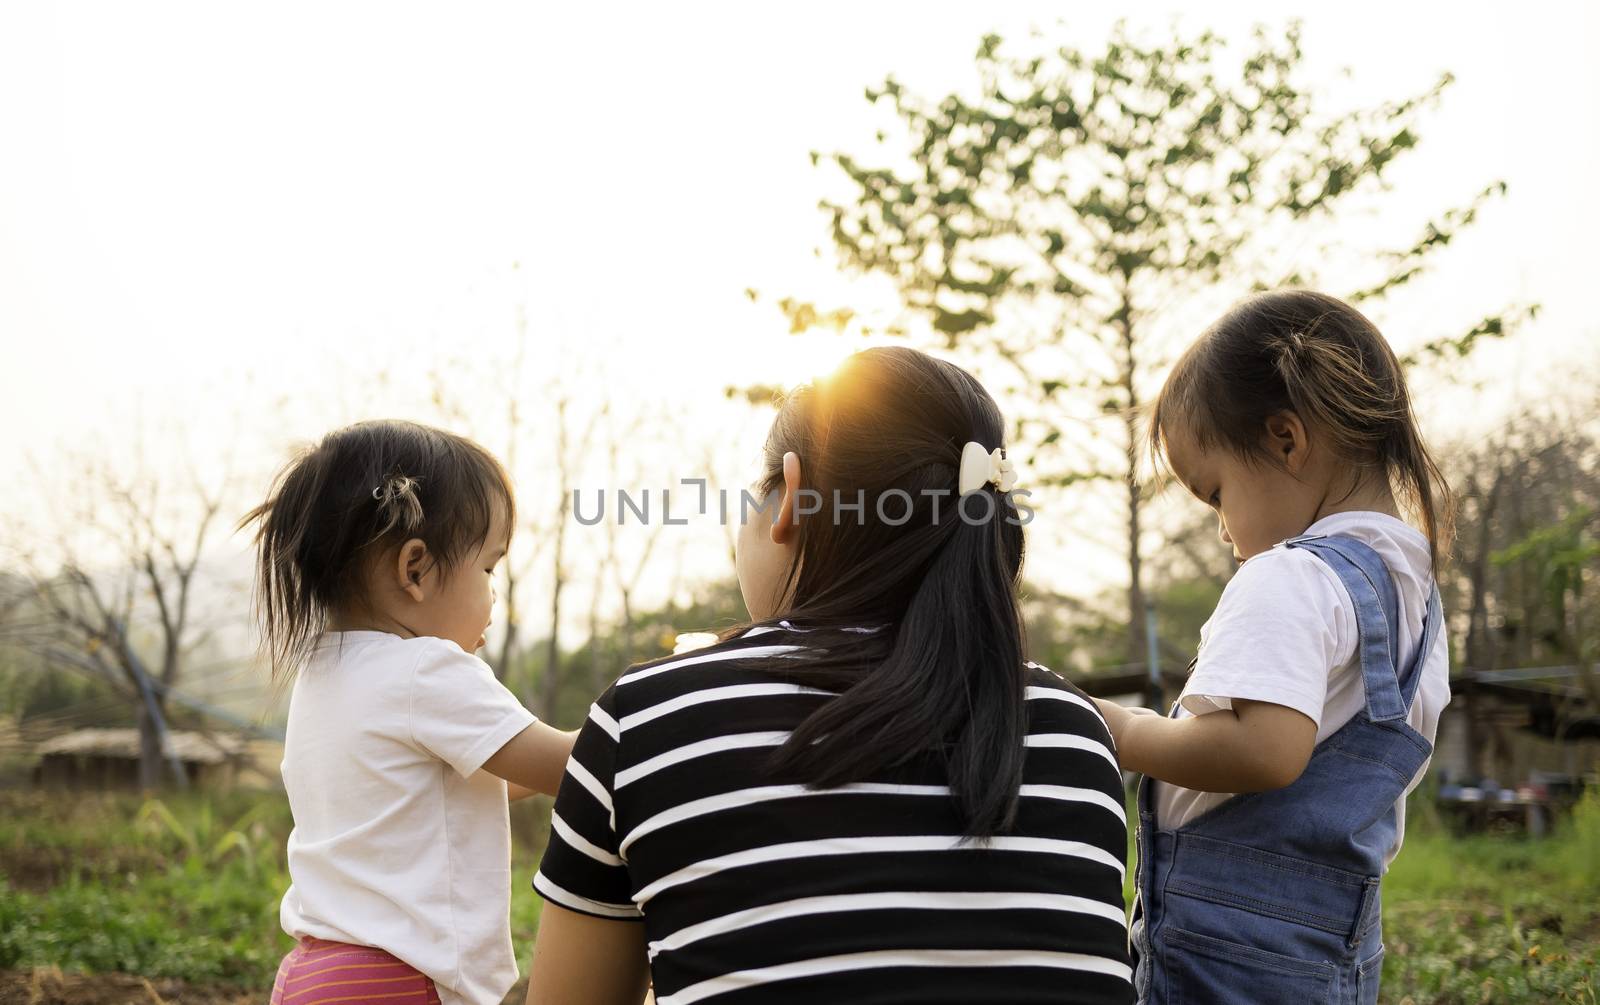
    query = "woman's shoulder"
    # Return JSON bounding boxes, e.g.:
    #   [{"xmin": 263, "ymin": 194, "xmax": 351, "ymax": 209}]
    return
[
  {"xmin": 1022, "ymin": 660, "xmax": 1087, "ymax": 695},
  {"xmin": 1020, "ymin": 662, "xmax": 1122, "ymax": 784},
  {"xmin": 601, "ymin": 625, "xmax": 823, "ymax": 720},
  {"xmin": 1022, "ymin": 662, "xmax": 1109, "ymax": 726},
  {"xmin": 617, "ymin": 625, "xmax": 811, "ymax": 680}
]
